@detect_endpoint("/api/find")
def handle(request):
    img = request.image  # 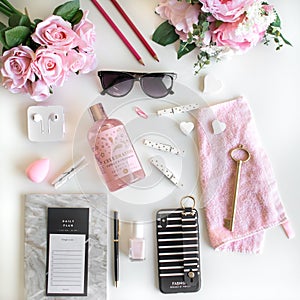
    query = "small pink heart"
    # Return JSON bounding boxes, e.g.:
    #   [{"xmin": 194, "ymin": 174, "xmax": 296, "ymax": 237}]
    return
[{"xmin": 26, "ymin": 158, "xmax": 50, "ymax": 183}]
